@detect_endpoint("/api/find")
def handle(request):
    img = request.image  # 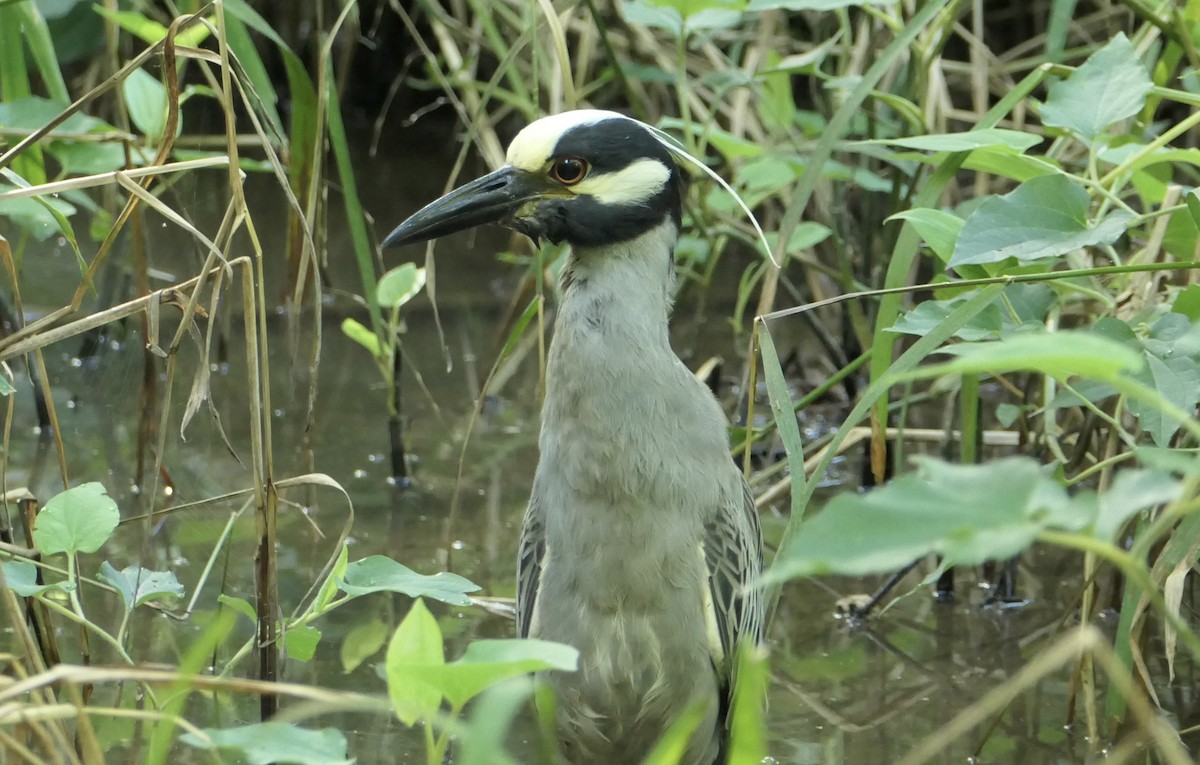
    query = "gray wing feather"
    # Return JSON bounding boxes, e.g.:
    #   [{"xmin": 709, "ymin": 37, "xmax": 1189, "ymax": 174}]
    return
[
  {"xmin": 516, "ymin": 494, "xmax": 545, "ymax": 639},
  {"xmin": 704, "ymin": 476, "xmax": 765, "ymax": 676}
]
